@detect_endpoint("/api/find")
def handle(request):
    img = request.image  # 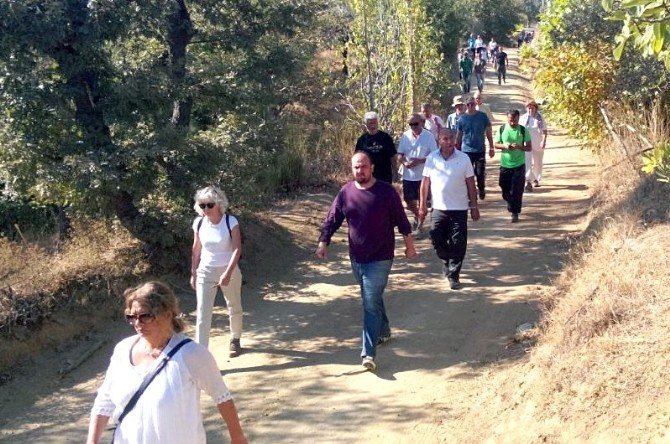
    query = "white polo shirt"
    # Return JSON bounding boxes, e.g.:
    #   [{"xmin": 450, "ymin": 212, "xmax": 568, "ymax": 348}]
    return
[
  {"xmin": 422, "ymin": 148, "xmax": 474, "ymax": 211},
  {"xmin": 398, "ymin": 129, "xmax": 438, "ymax": 181}
]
